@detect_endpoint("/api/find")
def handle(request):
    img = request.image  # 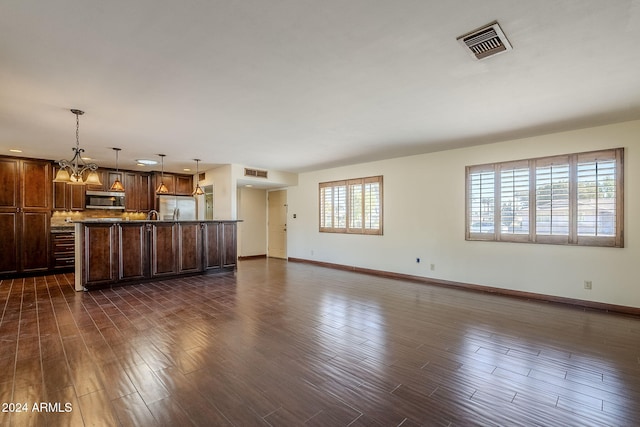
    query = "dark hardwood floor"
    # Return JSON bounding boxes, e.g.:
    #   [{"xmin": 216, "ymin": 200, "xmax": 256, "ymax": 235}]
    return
[{"xmin": 1, "ymin": 258, "xmax": 639, "ymax": 426}]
